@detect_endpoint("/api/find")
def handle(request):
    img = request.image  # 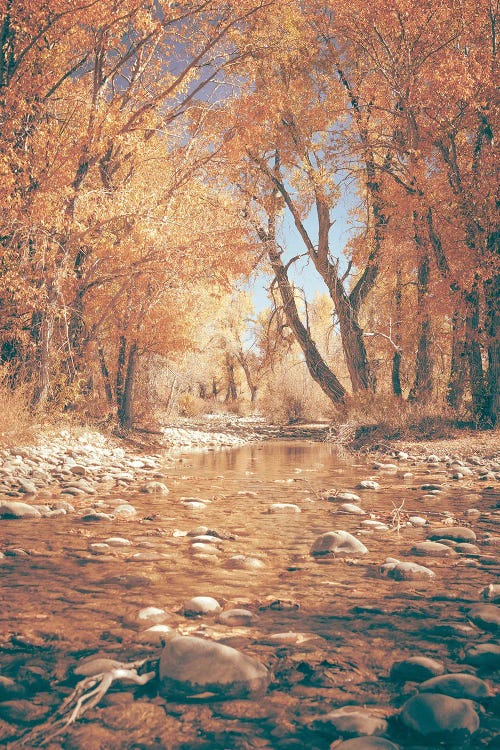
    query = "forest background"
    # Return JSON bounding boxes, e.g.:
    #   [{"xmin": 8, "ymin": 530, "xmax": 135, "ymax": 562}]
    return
[{"xmin": 0, "ymin": 0, "xmax": 498, "ymax": 436}]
